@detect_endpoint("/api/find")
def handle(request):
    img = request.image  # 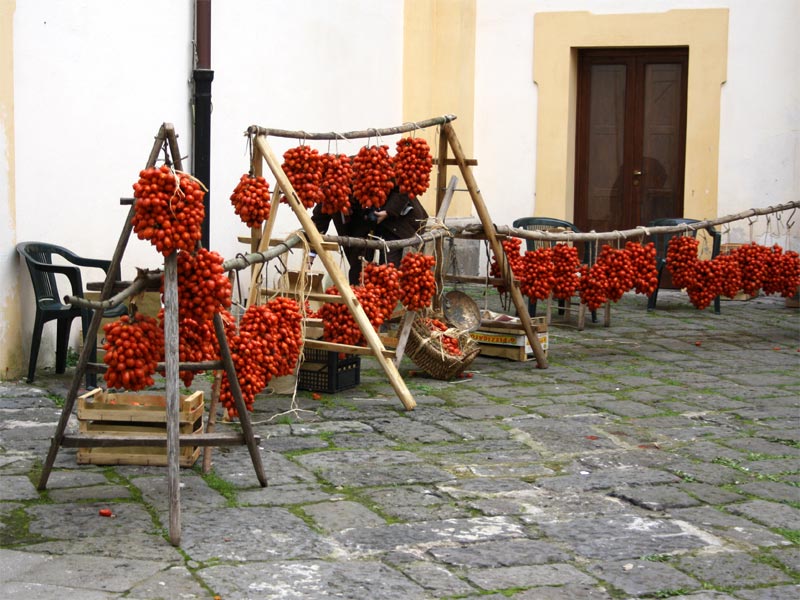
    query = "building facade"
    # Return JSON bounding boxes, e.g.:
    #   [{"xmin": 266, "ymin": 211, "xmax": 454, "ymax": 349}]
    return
[{"xmin": 1, "ymin": 0, "xmax": 797, "ymax": 378}]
